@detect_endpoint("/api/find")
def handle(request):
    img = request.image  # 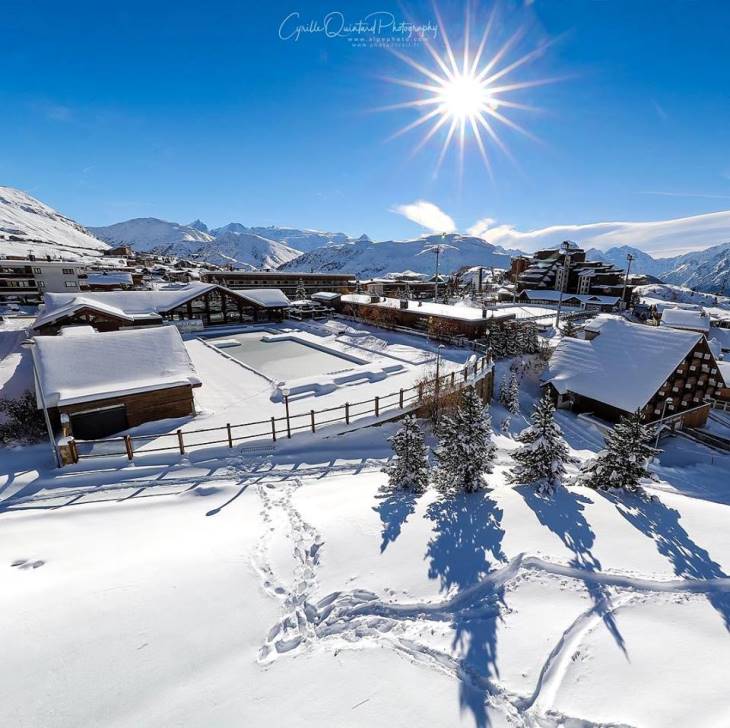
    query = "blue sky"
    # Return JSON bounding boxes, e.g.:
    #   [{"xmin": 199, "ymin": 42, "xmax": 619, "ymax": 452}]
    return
[{"xmin": 3, "ymin": 0, "xmax": 730, "ymax": 252}]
